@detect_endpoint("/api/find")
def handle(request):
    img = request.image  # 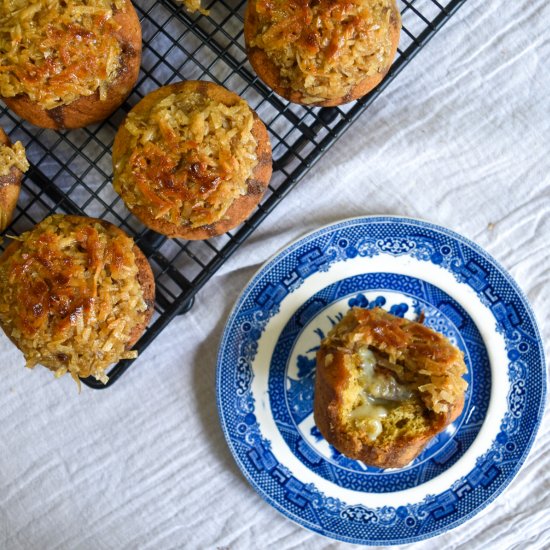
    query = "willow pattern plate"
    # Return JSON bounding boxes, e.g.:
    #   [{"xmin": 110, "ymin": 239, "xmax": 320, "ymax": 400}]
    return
[{"xmin": 216, "ymin": 217, "xmax": 545, "ymax": 545}]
